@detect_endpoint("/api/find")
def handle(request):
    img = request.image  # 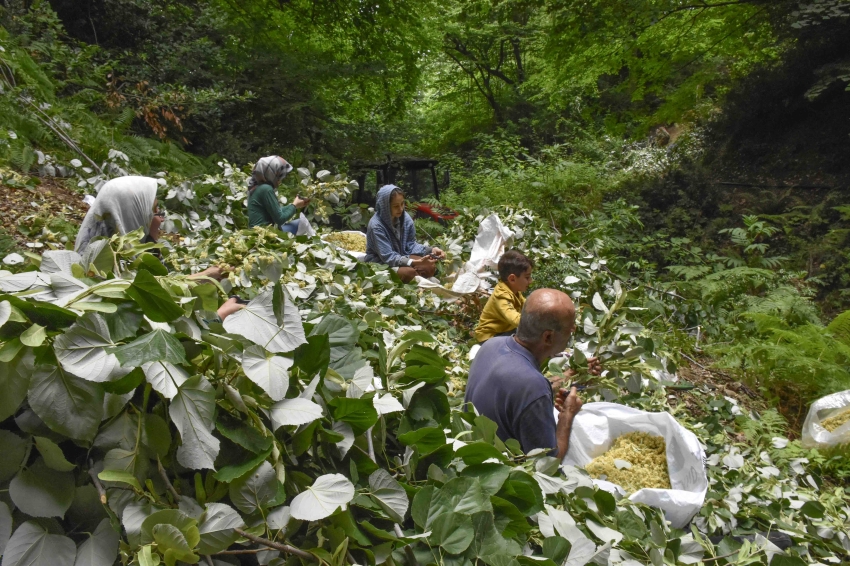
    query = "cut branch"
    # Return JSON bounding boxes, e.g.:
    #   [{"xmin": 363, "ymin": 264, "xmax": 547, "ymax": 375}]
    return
[
  {"xmin": 157, "ymin": 456, "xmax": 182, "ymax": 502},
  {"xmin": 234, "ymin": 528, "xmax": 316, "ymax": 562}
]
